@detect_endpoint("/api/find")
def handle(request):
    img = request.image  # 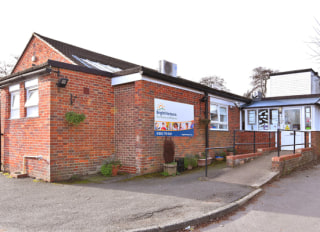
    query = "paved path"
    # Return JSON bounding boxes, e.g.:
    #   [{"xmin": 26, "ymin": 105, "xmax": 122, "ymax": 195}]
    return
[
  {"xmin": 0, "ymin": 151, "xmax": 286, "ymax": 232},
  {"xmin": 201, "ymin": 164, "xmax": 320, "ymax": 232},
  {"xmin": 211, "ymin": 151, "xmax": 290, "ymax": 187}
]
